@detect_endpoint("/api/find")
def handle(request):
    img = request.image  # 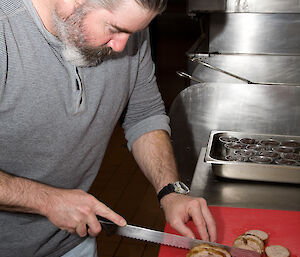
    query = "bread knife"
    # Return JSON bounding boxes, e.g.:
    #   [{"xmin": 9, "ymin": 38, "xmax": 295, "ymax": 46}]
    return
[{"xmin": 97, "ymin": 216, "xmax": 261, "ymax": 257}]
